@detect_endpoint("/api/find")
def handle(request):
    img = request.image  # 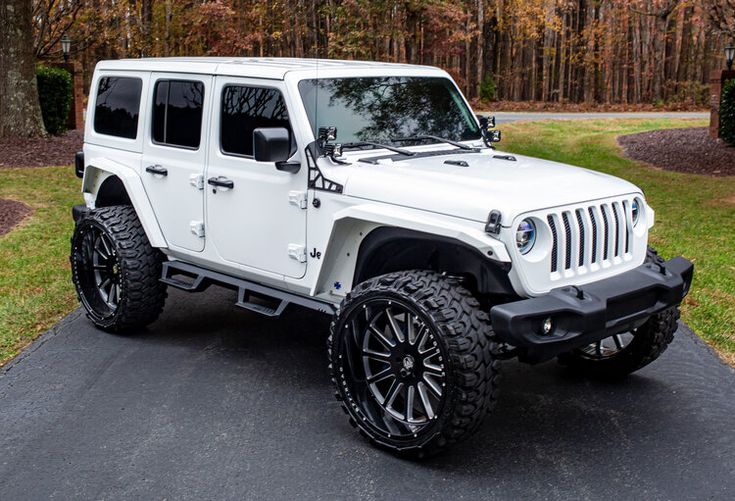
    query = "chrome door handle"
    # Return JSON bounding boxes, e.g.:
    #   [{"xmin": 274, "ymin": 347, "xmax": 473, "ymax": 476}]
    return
[{"xmin": 145, "ymin": 165, "xmax": 168, "ymax": 176}]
